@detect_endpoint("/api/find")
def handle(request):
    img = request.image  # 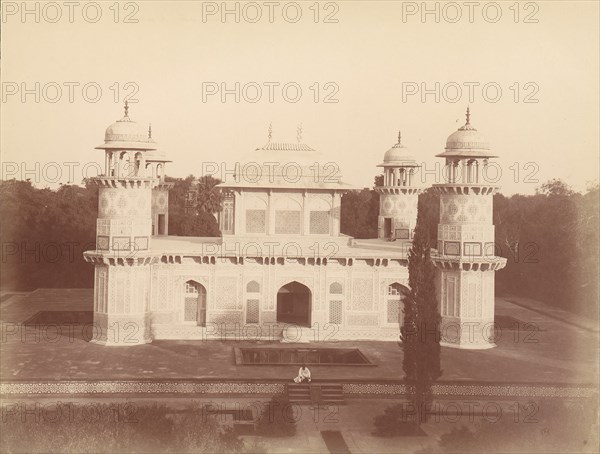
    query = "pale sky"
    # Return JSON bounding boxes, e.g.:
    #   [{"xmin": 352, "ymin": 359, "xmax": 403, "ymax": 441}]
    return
[{"xmin": 1, "ymin": 1, "xmax": 598, "ymax": 194}]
